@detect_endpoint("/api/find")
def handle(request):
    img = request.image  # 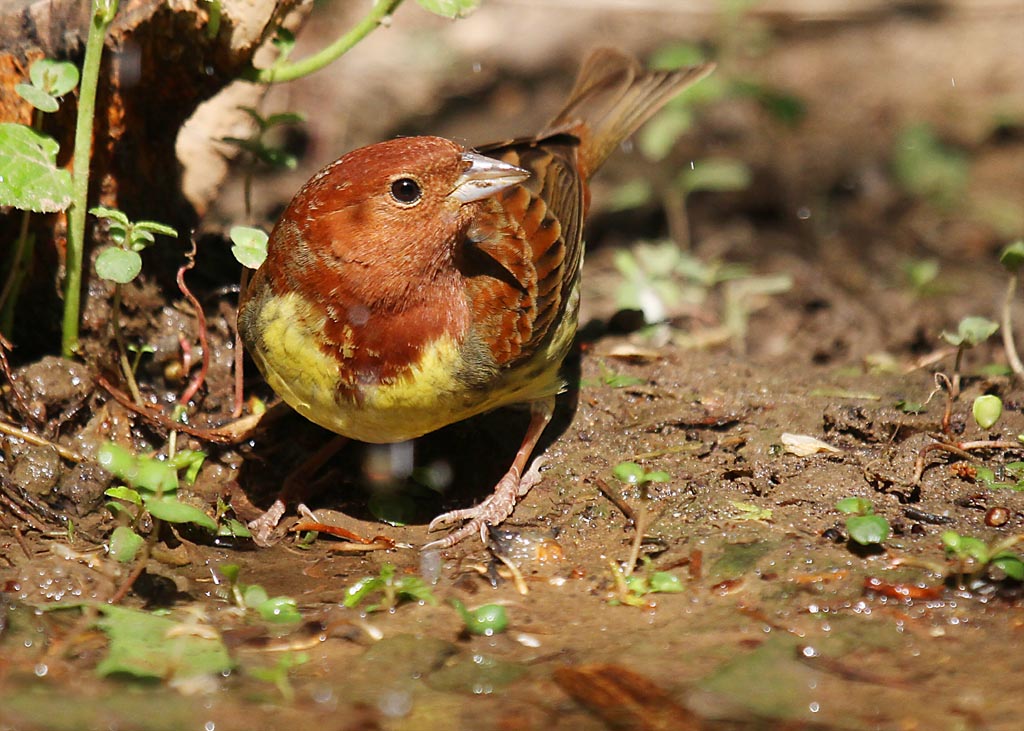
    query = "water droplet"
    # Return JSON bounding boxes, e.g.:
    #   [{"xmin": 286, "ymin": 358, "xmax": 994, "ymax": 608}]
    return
[
  {"xmin": 34, "ymin": 663, "xmax": 48, "ymax": 677},
  {"xmin": 797, "ymin": 207, "xmax": 811, "ymax": 220},
  {"xmin": 204, "ymin": 722, "xmax": 216, "ymax": 731},
  {"xmin": 472, "ymin": 62, "xmax": 482, "ymax": 73}
]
